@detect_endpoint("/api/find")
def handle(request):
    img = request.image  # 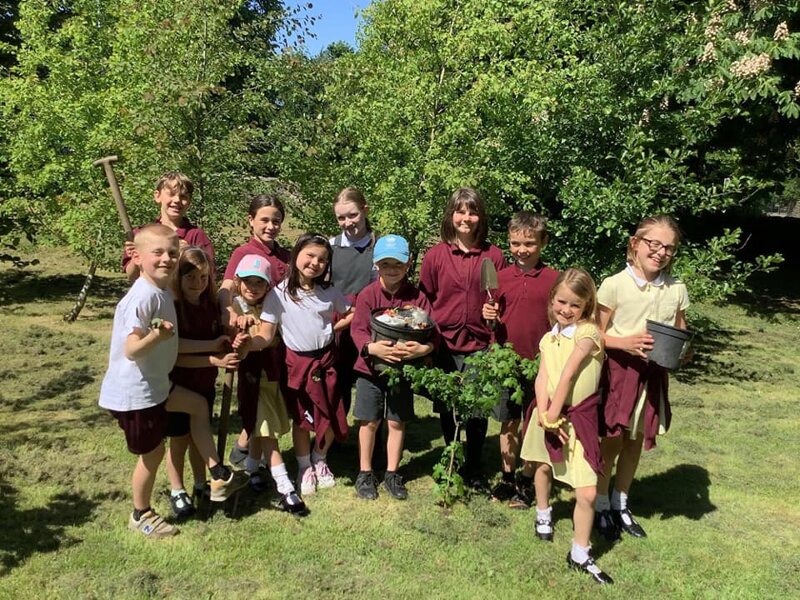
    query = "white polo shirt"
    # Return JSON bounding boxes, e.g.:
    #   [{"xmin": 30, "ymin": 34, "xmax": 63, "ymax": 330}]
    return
[{"xmin": 261, "ymin": 281, "xmax": 350, "ymax": 352}]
